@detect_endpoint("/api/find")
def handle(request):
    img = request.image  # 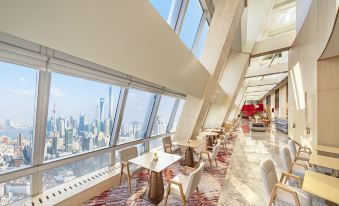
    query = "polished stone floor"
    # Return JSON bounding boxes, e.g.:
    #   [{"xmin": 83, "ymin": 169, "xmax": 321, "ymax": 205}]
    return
[{"xmin": 218, "ymin": 120, "xmax": 326, "ymax": 206}]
